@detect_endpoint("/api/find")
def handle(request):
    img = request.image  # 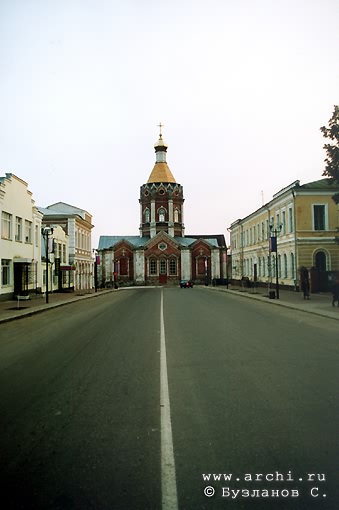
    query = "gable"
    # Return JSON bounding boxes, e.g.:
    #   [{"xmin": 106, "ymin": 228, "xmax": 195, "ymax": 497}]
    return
[{"xmin": 144, "ymin": 231, "xmax": 180, "ymax": 256}]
